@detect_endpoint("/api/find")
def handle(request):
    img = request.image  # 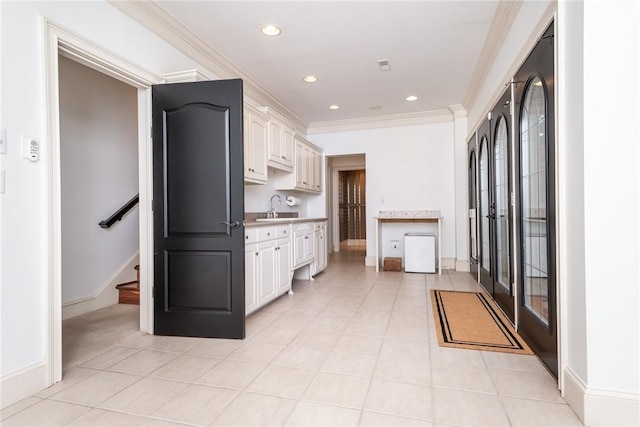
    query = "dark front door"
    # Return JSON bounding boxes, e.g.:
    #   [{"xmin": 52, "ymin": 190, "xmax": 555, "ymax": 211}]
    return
[
  {"xmin": 152, "ymin": 79, "xmax": 245, "ymax": 338},
  {"xmin": 514, "ymin": 23, "xmax": 557, "ymax": 377},
  {"xmin": 491, "ymin": 89, "xmax": 514, "ymax": 322},
  {"xmin": 478, "ymin": 118, "xmax": 494, "ymax": 295},
  {"xmin": 467, "ymin": 136, "xmax": 479, "ymax": 277}
]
